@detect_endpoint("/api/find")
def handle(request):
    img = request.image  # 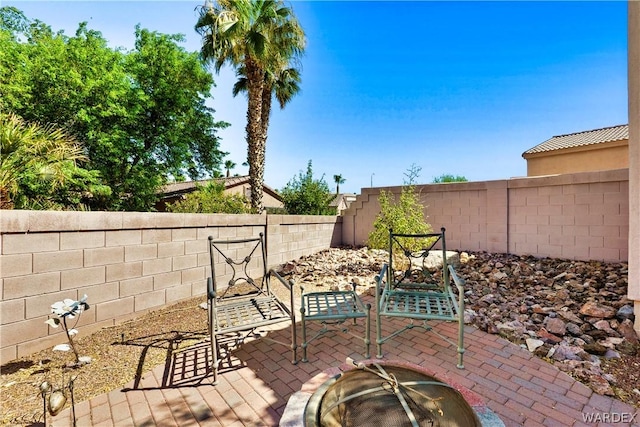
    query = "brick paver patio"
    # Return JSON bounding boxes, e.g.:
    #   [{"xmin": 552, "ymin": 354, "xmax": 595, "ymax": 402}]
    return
[{"xmin": 50, "ymin": 295, "xmax": 639, "ymax": 427}]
